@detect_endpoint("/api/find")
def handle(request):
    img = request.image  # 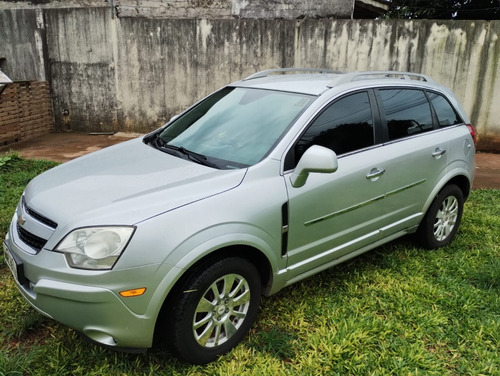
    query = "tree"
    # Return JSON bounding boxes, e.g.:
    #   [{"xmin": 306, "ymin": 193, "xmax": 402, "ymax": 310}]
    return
[{"xmin": 382, "ymin": 0, "xmax": 500, "ymax": 20}]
